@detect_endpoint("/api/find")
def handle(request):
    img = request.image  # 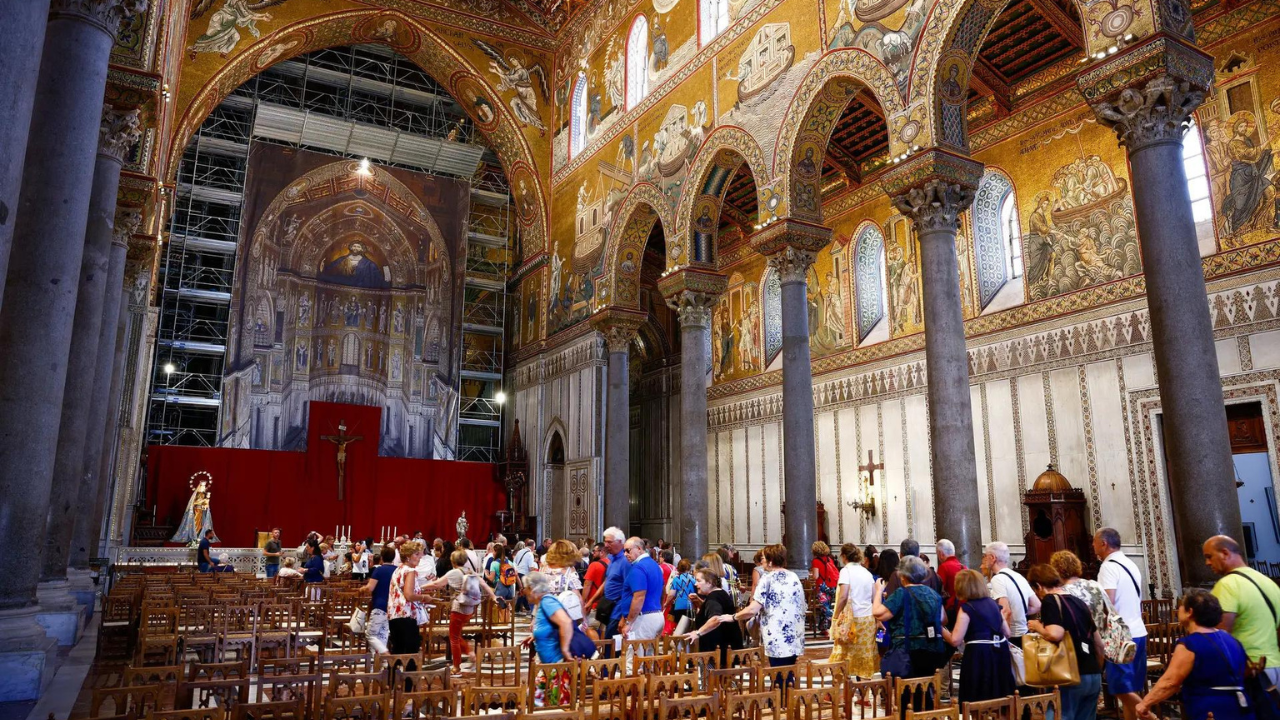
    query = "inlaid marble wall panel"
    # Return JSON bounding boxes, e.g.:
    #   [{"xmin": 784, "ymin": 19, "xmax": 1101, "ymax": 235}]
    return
[
  {"xmin": 904, "ymin": 394, "xmax": 931, "ymax": 541},
  {"xmin": 835, "ymin": 407, "xmax": 860, "ymax": 545},
  {"xmin": 880, "ymin": 400, "xmax": 910, "ymax": 544},
  {"xmin": 763, "ymin": 421, "xmax": 783, "ymax": 546},
  {"xmin": 982, "ymin": 379, "xmax": 1022, "ymax": 542},
  {"xmin": 1085, "ymin": 360, "xmax": 1137, "ymax": 540},
  {"xmin": 1017, "ymin": 374, "xmax": 1052, "ymax": 498},
  {"xmin": 816, "ymin": 412, "xmax": 839, "ymax": 545},
  {"xmin": 1049, "ymin": 368, "xmax": 1089, "ymax": 504},
  {"xmin": 971, "ymin": 385, "xmax": 993, "ymax": 542},
  {"xmin": 1253, "ymin": 330, "xmax": 1280, "ymax": 369},
  {"xmin": 732, "ymin": 426, "xmax": 751, "ymax": 545}
]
